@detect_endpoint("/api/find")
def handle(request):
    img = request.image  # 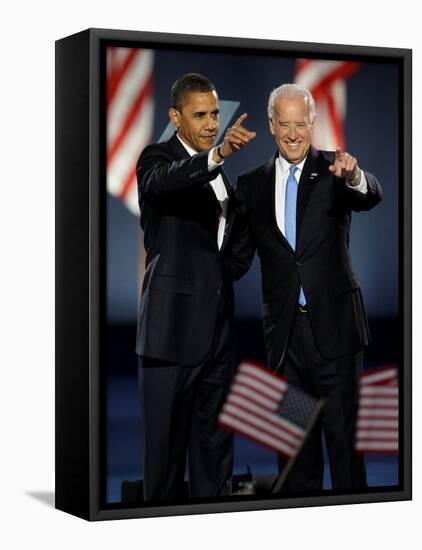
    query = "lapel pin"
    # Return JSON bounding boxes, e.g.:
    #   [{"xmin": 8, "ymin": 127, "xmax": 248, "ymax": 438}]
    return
[{"xmin": 310, "ymin": 172, "xmax": 318, "ymax": 178}]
